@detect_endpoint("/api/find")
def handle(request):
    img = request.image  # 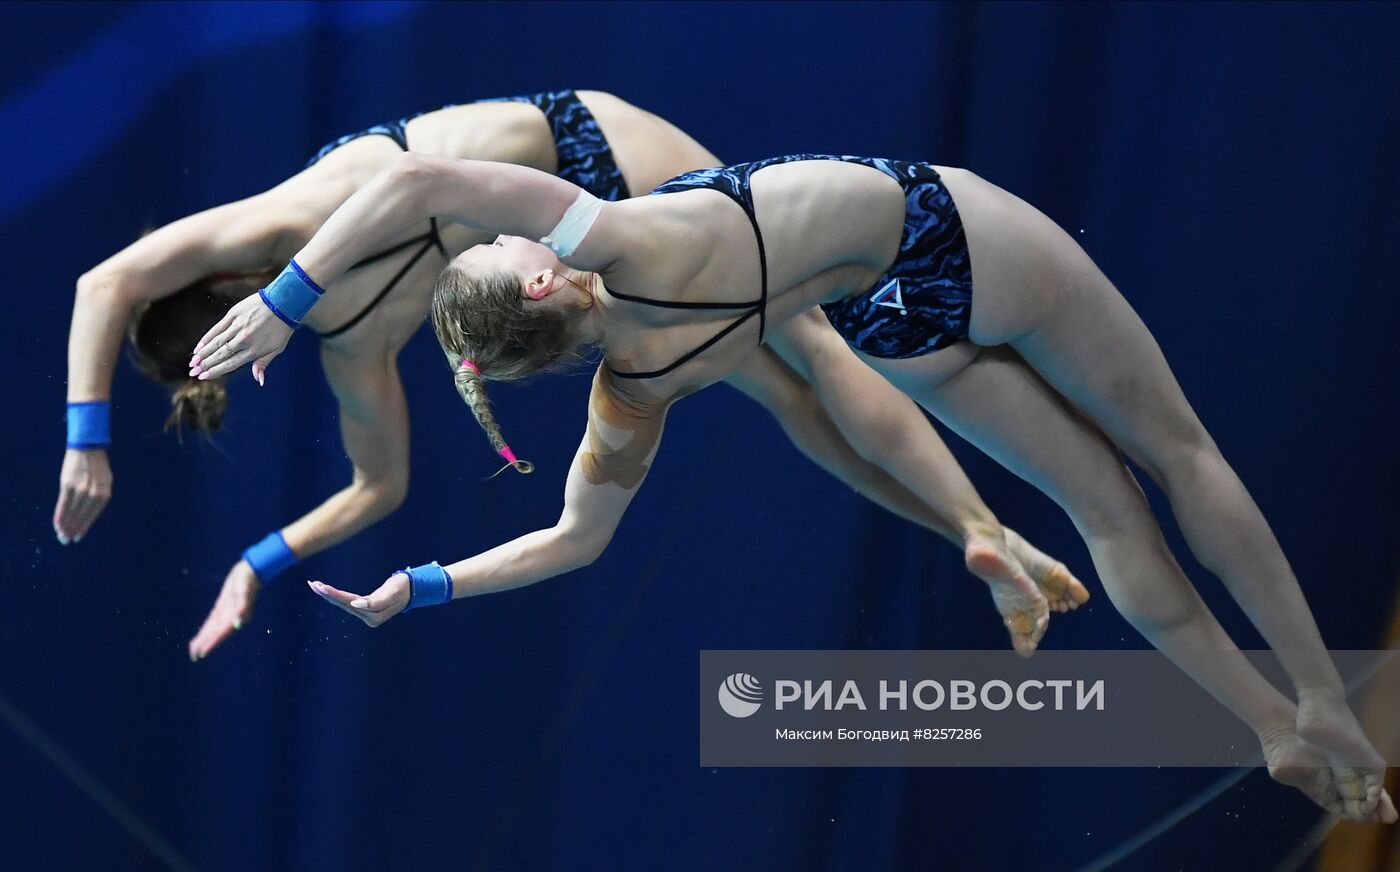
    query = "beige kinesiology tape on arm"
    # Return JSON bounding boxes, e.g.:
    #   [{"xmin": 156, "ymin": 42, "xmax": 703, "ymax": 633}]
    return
[{"xmin": 580, "ymin": 367, "xmax": 682, "ymax": 489}]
